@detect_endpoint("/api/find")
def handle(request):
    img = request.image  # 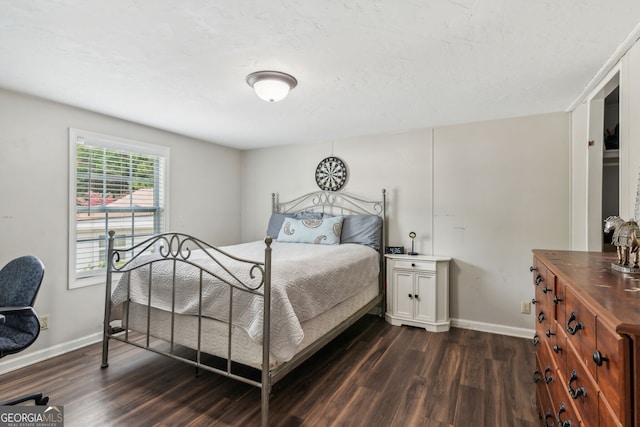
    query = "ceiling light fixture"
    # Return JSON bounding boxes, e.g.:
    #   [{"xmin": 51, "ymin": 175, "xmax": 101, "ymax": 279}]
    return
[{"xmin": 246, "ymin": 71, "xmax": 298, "ymax": 102}]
